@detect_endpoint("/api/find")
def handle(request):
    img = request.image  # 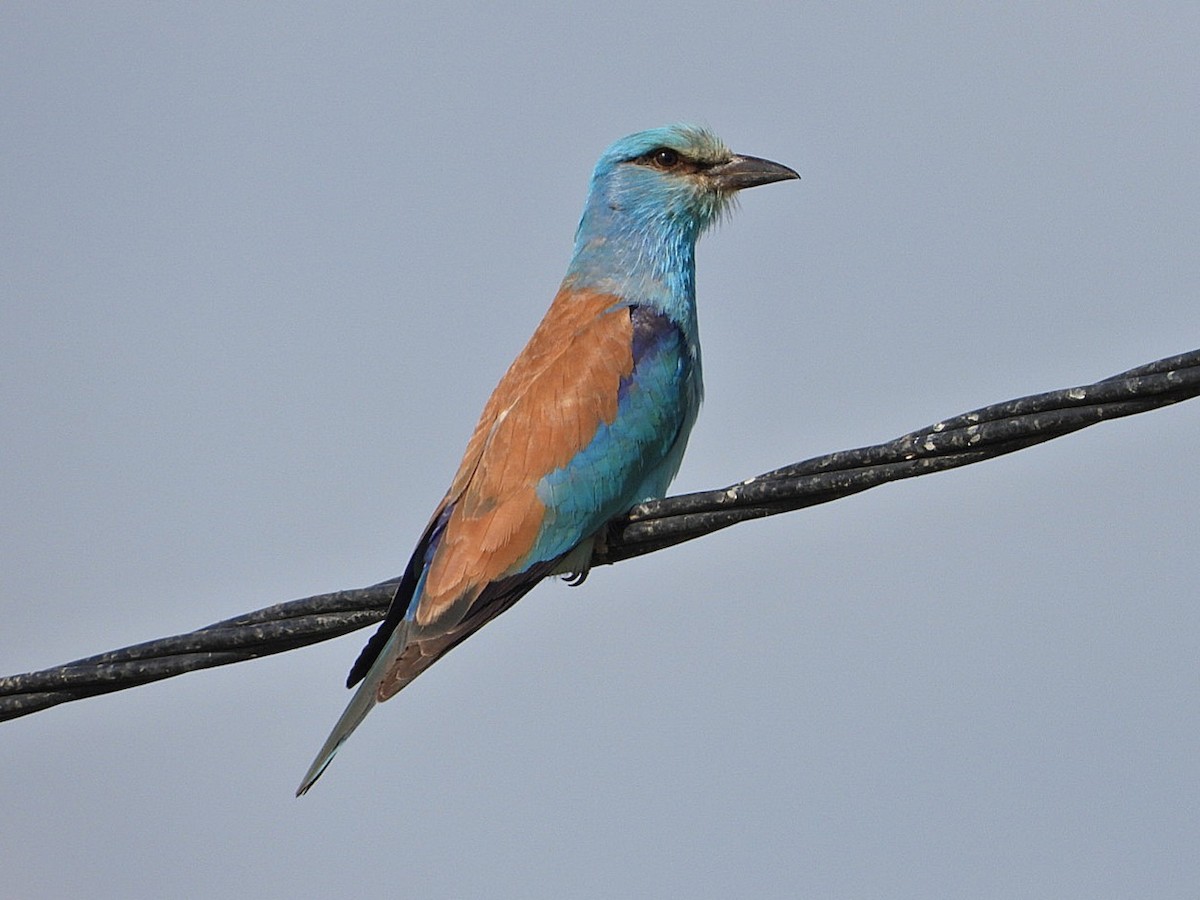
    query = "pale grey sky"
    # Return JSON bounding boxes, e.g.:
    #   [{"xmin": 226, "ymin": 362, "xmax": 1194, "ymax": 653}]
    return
[{"xmin": 3, "ymin": 5, "xmax": 1198, "ymax": 898}]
